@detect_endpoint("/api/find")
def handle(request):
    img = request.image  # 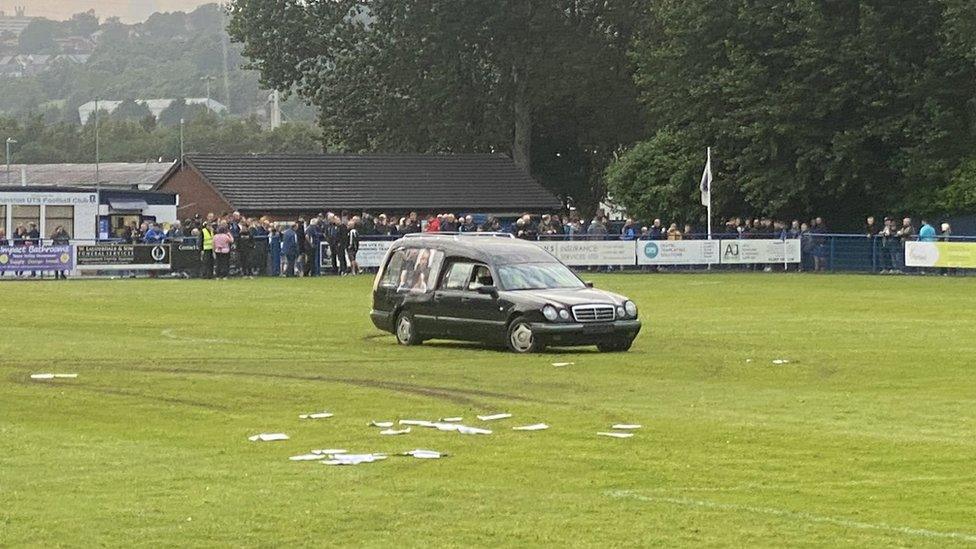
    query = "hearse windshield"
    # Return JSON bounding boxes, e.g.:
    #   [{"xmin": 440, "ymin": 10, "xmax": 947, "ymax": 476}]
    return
[{"xmin": 497, "ymin": 262, "xmax": 585, "ymax": 291}]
